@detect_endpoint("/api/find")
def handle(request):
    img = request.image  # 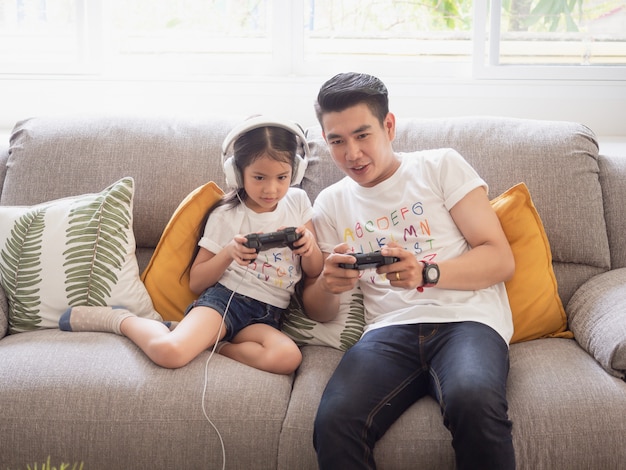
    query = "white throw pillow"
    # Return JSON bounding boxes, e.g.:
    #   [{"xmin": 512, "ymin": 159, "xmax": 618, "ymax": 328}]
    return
[
  {"xmin": 283, "ymin": 285, "xmax": 365, "ymax": 351},
  {"xmin": 0, "ymin": 177, "xmax": 161, "ymax": 334}
]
